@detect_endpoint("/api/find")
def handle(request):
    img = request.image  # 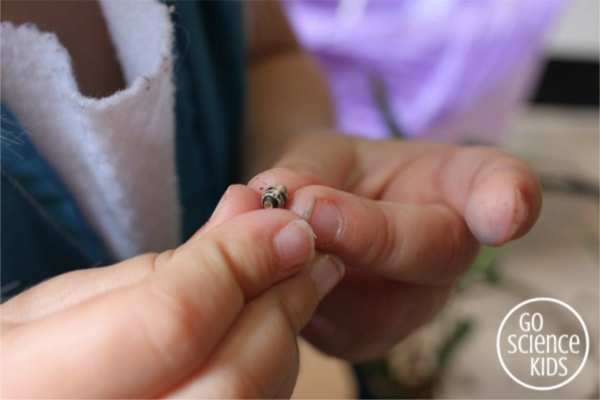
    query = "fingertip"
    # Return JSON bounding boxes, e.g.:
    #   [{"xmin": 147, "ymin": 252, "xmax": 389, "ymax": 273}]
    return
[
  {"xmin": 207, "ymin": 185, "xmax": 261, "ymax": 227},
  {"xmin": 248, "ymin": 167, "xmax": 322, "ymax": 198},
  {"xmin": 466, "ymin": 170, "xmax": 542, "ymax": 246},
  {"xmin": 225, "ymin": 184, "xmax": 262, "ymax": 206}
]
